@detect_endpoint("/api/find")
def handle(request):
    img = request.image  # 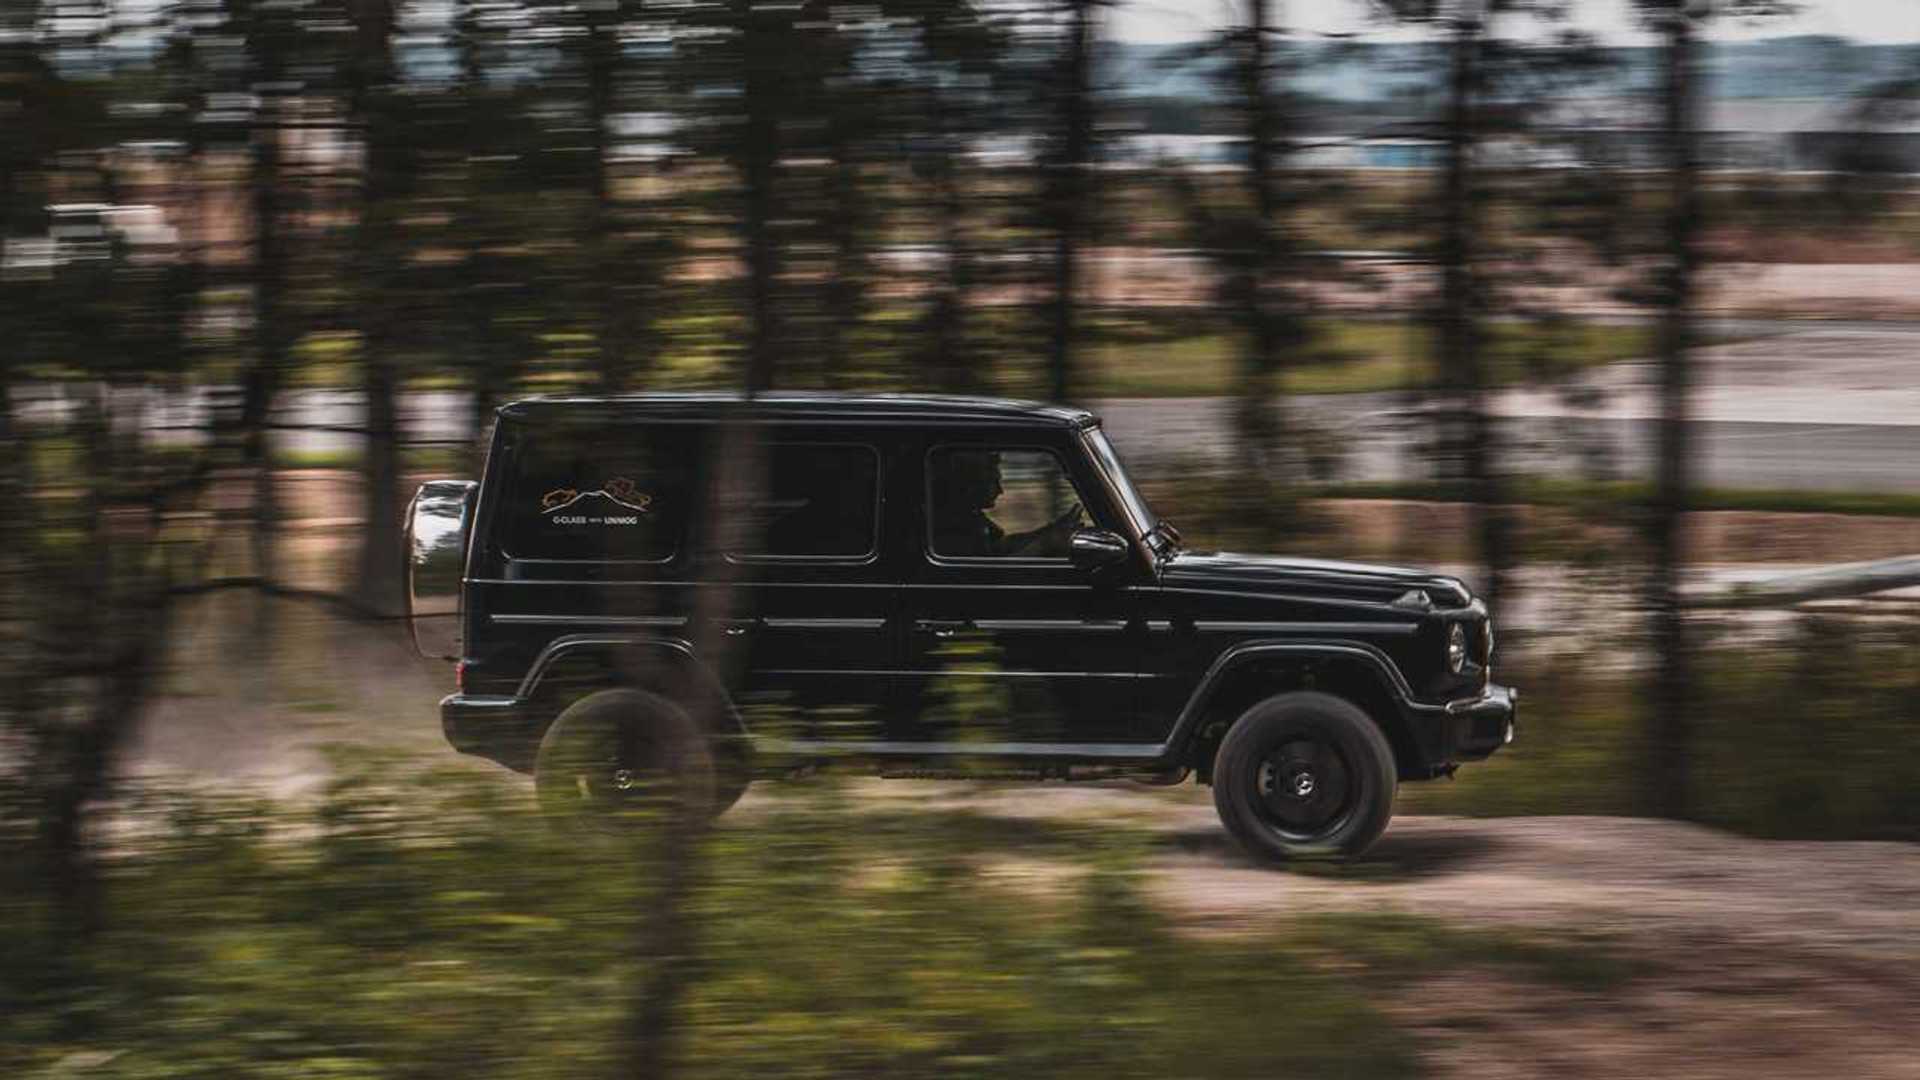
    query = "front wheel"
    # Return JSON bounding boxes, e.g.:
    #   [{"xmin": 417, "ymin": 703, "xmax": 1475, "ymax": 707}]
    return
[{"xmin": 1211, "ymin": 691, "xmax": 1397, "ymax": 861}]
